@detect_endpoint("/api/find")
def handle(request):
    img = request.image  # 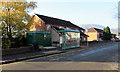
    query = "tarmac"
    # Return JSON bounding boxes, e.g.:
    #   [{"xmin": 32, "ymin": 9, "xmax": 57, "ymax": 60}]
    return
[{"xmin": 1, "ymin": 41, "xmax": 115, "ymax": 65}]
